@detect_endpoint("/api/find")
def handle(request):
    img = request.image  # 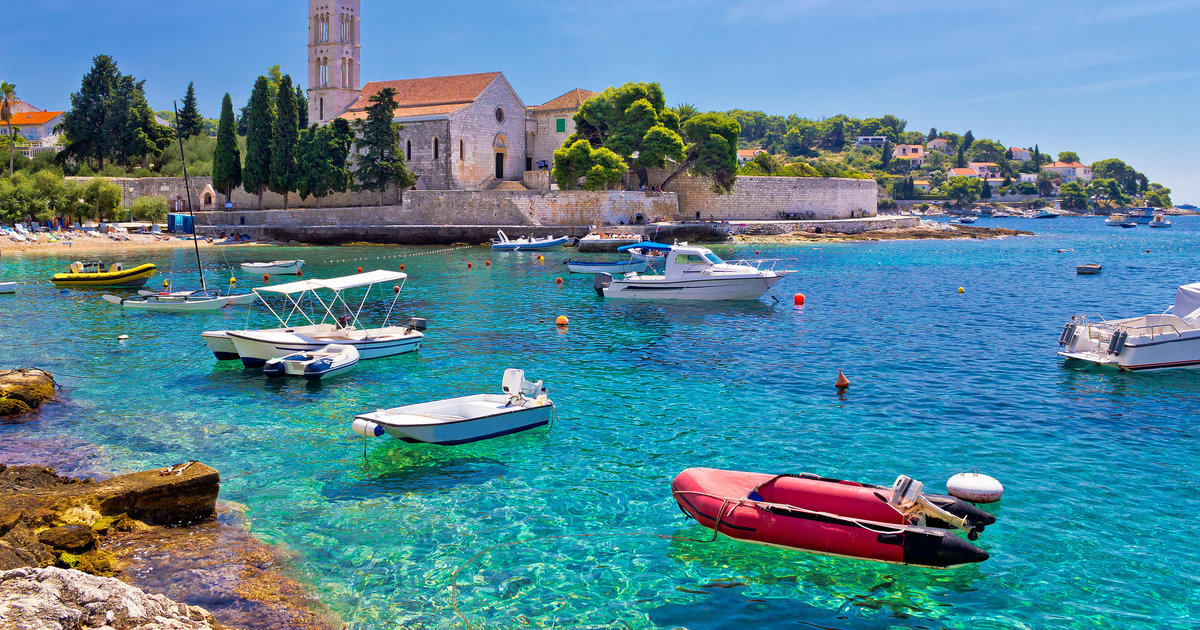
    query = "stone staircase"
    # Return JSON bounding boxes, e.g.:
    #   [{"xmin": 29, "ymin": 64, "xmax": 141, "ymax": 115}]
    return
[{"xmin": 486, "ymin": 180, "xmax": 531, "ymax": 191}]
